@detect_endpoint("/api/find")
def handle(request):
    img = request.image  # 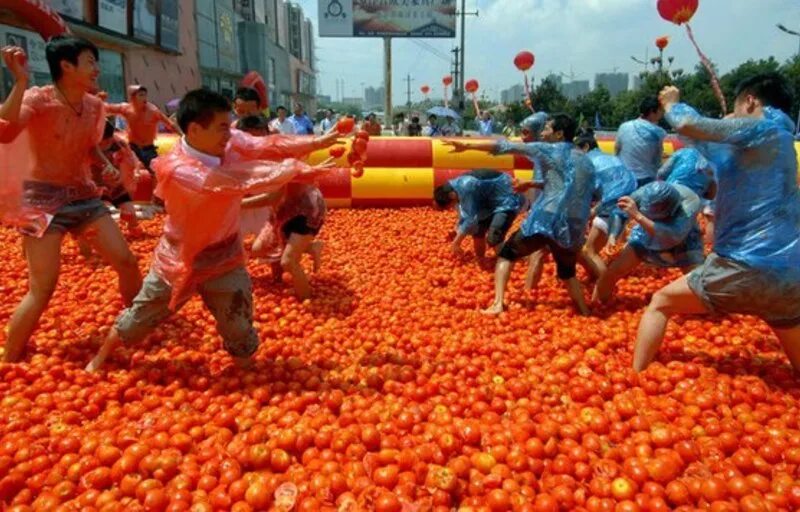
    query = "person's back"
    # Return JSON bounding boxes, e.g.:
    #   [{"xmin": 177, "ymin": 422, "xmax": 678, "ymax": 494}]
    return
[
  {"xmin": 450, "ymin": 171, "xmax": 521, "ymax": 222},
  {"xmin": 616, "ymin": 118, "xmax": 666, "ymax": 185},
  {"xmin": 699, "ymin": 107, "xmax": 799, "ymax": 271},
  {"xmin": 586, "ymin": 148, "xmax": 637, "ymax": 212},
  {"xmin": 524, "ymin": 143, "xmax": 596, "ymax": 250},
  {"xmin": 657, "ymin": 147, "xmax": 715, "ymax": 199}
]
